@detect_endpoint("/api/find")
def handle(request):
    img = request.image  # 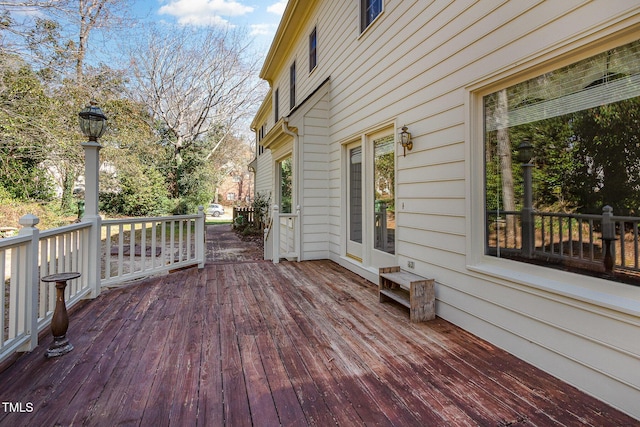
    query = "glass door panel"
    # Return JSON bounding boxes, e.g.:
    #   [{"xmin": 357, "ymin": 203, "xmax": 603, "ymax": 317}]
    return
[
  {"xmin": 373, "ymin": 134, "xmax": 395, "ymax": 255},
  {"xmin": 347, "ymin": 144, "xmax": 363, "ymax": 260}
]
